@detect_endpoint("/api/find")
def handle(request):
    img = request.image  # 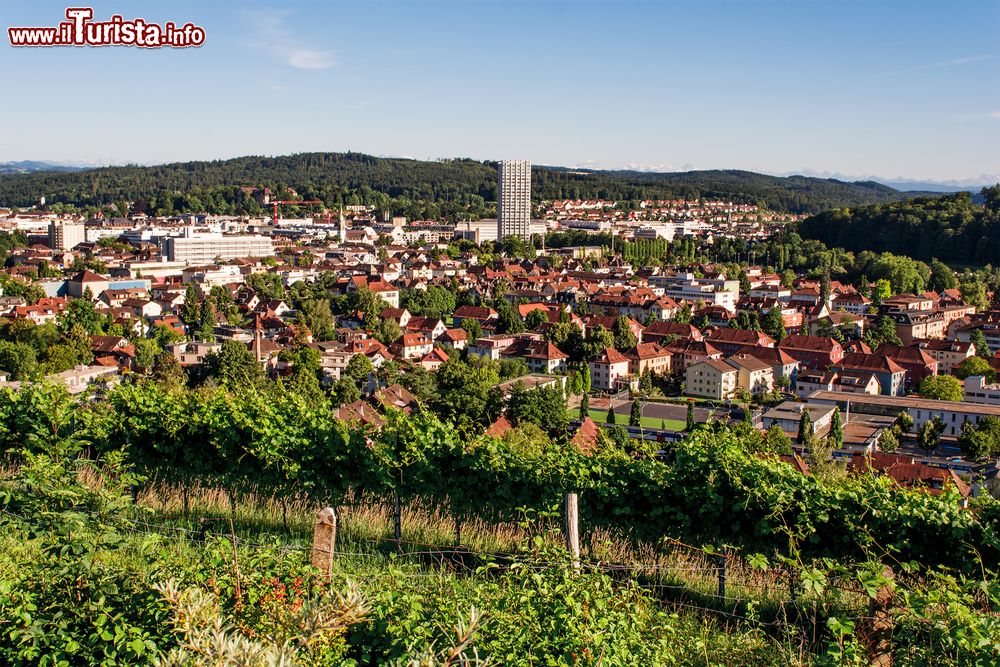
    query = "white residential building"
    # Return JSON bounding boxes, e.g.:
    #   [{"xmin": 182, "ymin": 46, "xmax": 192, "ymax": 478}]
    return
[
  {"xmin": 964, "ymin": 375, "xmax": 1000, "ymax": 406},
  {"xmin": 164, "ymin": 232, "xmax": 275, "ymax": 263},
  {"xmin": 589, "ymin": 347, "xmax": 633, "ymax": 392},
  {"xmin": 685, "ymin": 358, "xmax": 738, "ymax": 400},
  {"xmin": 653, "ymin": 272, "xmax": 740, "ymax": 313}
]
